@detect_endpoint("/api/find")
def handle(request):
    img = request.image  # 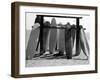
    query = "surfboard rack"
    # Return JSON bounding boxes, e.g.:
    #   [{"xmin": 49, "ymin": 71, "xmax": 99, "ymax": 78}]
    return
[{"xmin": 36, "ymin": 15, "xmax": 84, "ymax": 58}]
